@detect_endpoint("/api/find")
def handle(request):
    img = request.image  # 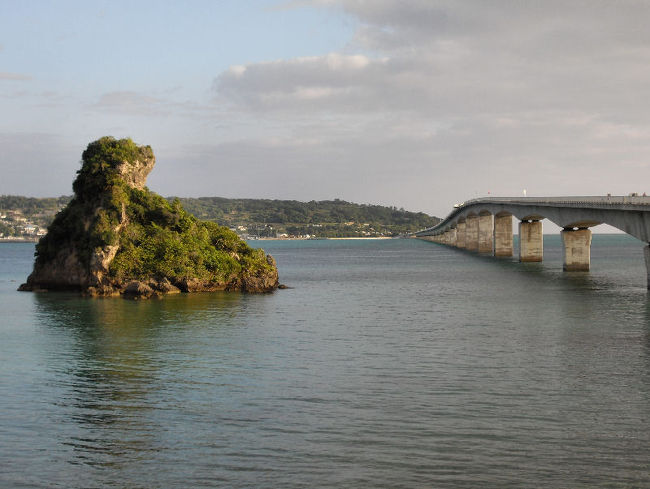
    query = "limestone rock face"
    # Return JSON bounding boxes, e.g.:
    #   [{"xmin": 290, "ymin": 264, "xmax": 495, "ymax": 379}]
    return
[
  {"xmin": 18, "ymin": 247, "xmax": 89, "ymax": 291},
  {"xmin": 240, "ymin": 255, "xmax": 280, "ymax": 292},
  {"xmin": 19, "ymin": 137, "xmax": 279, "ymax": 298},
  {"xmin": 115, "ymin": 154, "xmax": 155, "ymax": 190}
]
